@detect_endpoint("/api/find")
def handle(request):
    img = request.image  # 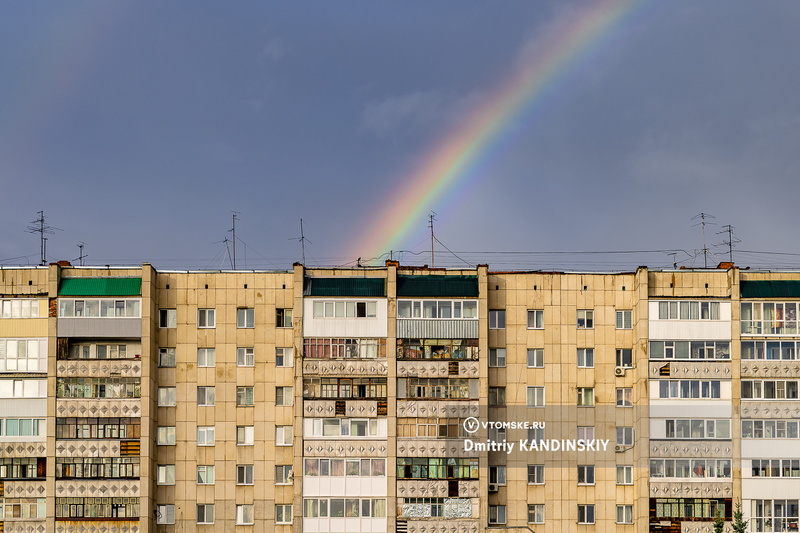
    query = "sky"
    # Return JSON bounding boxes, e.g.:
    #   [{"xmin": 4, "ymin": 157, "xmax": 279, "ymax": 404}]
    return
[{"xmin": 2, "ymin": 1, "xmax": 800, "ymax": 272}]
